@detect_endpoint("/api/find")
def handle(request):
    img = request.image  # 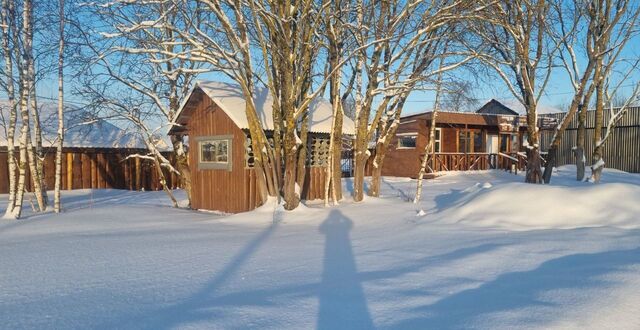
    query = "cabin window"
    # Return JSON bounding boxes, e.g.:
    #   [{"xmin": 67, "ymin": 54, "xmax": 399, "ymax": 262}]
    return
[
  {"xmin": 434, "ymin": 128, "xmax": 442, "ymax": 153},
  {"xmin": 397, "ymin": 134, "xmax": 417, "ymax": 149},
  {"xmin": 197, "ymin": 135, "xmax": 233, "ymax": 170},
  {"xmin": 458, "ymin": 130, "xmax": 482, "ymax": 153}
]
